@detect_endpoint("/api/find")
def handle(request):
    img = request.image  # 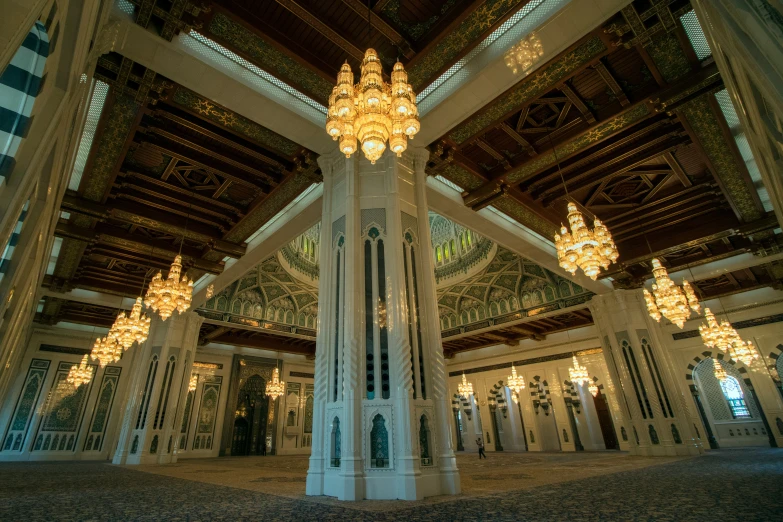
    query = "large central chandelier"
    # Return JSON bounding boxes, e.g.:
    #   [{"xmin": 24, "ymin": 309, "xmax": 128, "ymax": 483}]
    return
[
  {"xmin": 66, "ymin": 355, "xmax": 93, "ymax": 388},
  {"xmin": 111, "ymin": 297, "xmax": 151, "ymax": 349},
  {"xmin": 643, "ymin": 258, "xmax": 700, "ymax": 328},
  {"xmin": 555, "ymin": 203, "xmax": 619, "ymax": 280},
  {"xmin": 326, "ymin": 49, "xmax": 420, "ymax": 163},
  {"xmin": 504, "ymin": 32, "xmax": 543, "ymax": 75},
  {"xmin": 568, "ymin": 355, "xmax": 590, "ymax": 386},
  {"xmin": 506, "ymin": 365, "xmax": 526, "ymax": 395},
  {"xmin": 265, "ymin": 367, "xmax": 285, "ymax": 400},
  {"xmin": 457, "ymin": 373, "xmax": 474, "ymax": 398},
  {"xmin": 145, "ymin": 255, "xmax": 193, "ymax": 321}
]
